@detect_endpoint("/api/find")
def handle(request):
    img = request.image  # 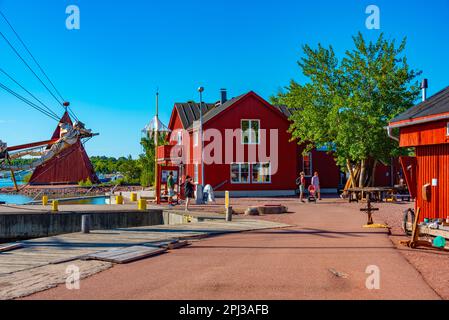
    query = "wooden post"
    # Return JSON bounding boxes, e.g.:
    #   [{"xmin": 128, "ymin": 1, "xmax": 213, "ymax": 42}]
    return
[
  {"xmin": 226, "ymin": 206, "xmax": 233, "ymax": 222},
  {"xmin": 6, "ymin": 157, "xmax": 19, "ymax": 192},
  {"xmin": 81, "ymin": 215, "xmax": 91, "ymax": 234}
]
